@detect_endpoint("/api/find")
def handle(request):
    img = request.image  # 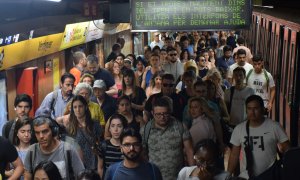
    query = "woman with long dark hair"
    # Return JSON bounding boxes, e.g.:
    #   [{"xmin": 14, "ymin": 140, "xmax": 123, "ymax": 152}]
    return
[
  {"xmin": 34, "ymin": 161, "xmax": 63, "ymax": 180},
  {"xmin": 119, "ymin": 69, "xmax": 146, "ymax": 122},
  {"xmin": 68, "ymin": 95, "xmax": 102, "ymax": 175}
]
